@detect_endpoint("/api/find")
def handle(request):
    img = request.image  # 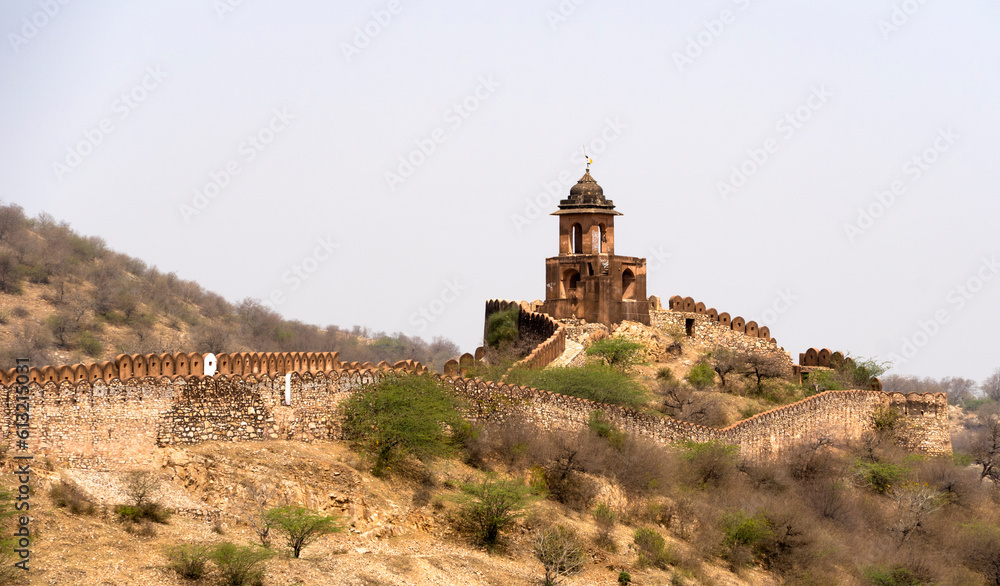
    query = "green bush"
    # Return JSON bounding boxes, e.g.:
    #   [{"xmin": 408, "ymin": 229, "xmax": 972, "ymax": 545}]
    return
[
  {"xmin": 964, "ymin": 398, "xmax": 996, "ymax": 412},
  {"xmin": 586, "ymin": 337, "xmax": 645, "ymax": 370},
  {"xmin": 340, "ymin": 374, "xmax": 465, "ymax": 476},
  {"xmin": 685, "ymin": 362, "xmax": 716, "ymax": 390},
  {"xmin": 115, "ymin": 503, "xmax": 171, "ymax": 524},
  {"xmin": 722, "ymin": 511, "xmax": 774, "ymax": 550},
  {"xmin": 633, "ymin": 526, "xmax": 677, "ymax": 569},
  {"xmin": 209, "ymin": 543, "xmax": 274, "ymax": 586},
  {"xmin": 264, "ymin": 506, "xmax": 342, "ymax": 558},
  {"xmin": 165, "ymin": 544, "xmax": 210, "ymax": 580},
  {"xmin": 456, "ymin": 477, "xmax": 534, "ymax": 548},
  {"xmin": 618, "ymin": 571, "xmax": 632, "ymax": 584},
  {"xmin": 588, "ymin": 410, "xmax": 625, "ymax": 450},
  {"xmin": 863, "ymin": 565, "xmax": 924, "ymax": 586},
  {"xmin": 681, "ymin": 441, "xmax": 738, "ymax": 488},
  {"xmin": 593, "ymin": 503, "xmax": 617, "ymax": 549},
  {"xmin": 486, "ymin": 306, "xmax": 519, "ymax": 348},
  {"xmin": 78, "ymin": 331, "xmax": 103, "ymax": 358},
  {"xmin": 853, "ymin": 460, "xmax": 906, "ymax": 494},
  {"xmin": 507, "ymin": 364, "xmax": 646, "ymax": 409},
  {"xmin": 870, "ymin": 405, "xmax": 901, "ymax": 435}
]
